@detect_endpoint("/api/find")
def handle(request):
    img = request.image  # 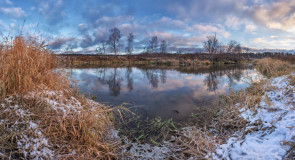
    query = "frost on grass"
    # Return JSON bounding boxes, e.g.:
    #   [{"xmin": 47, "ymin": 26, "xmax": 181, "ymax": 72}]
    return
[
  {"xmin": 213, "ymin": 75, "xmax": 295, "ymax": 159},
  {"xmin": 0, "ymin": 90, "xmax": 113, "ymax": 159},
  {"xmin": 0, "ymin": 100, "xmax": 54, "ymax": 159},
  {"xmin": 16, "ymin": 122, "xmax": 54, "ymax": 159}
]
